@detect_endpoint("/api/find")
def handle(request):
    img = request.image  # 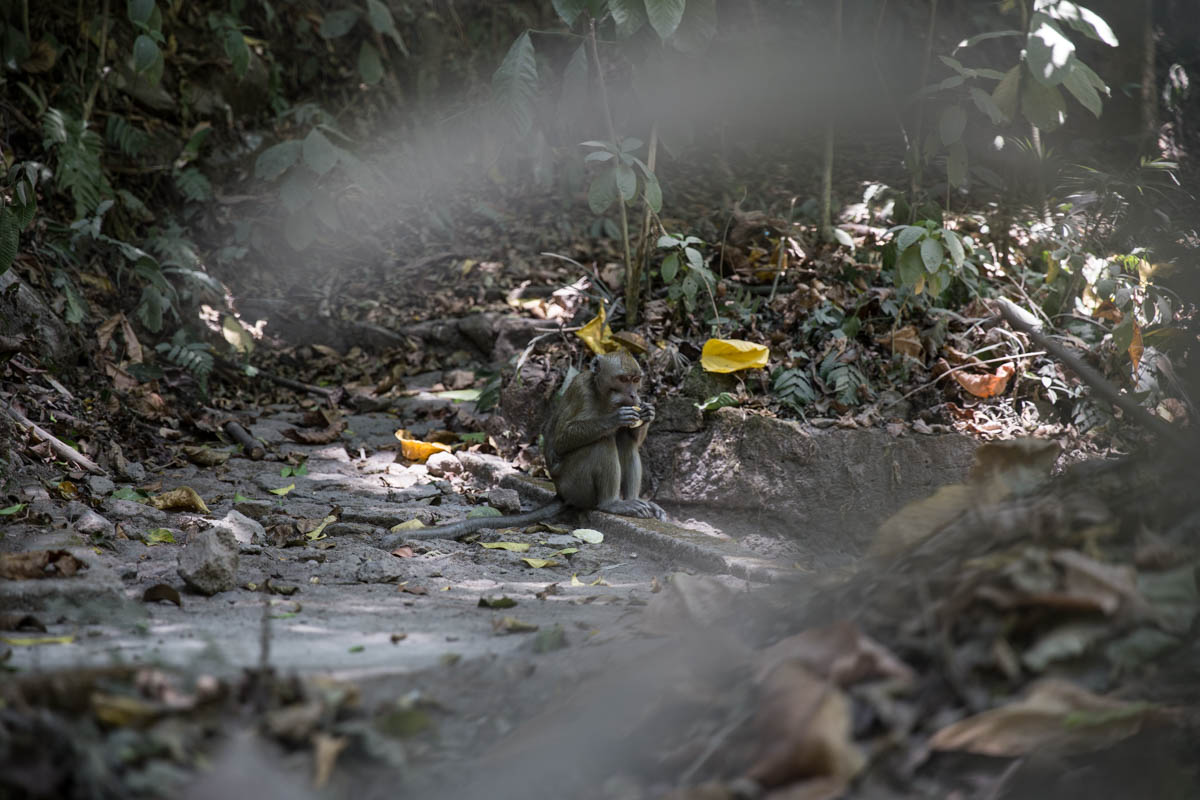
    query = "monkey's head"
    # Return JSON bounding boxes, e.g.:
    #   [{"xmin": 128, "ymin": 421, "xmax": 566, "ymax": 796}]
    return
[{"xmin": 592, "ymin": 350, "xmax": 642, "ymax": 409}]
